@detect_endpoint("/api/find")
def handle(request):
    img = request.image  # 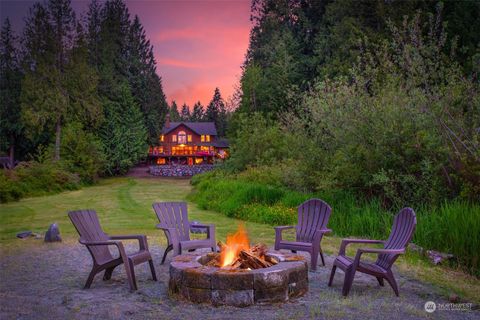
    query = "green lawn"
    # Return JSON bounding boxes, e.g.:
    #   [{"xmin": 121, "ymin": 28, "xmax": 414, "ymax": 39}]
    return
[
  {"xmin": 0, "ymin": 177, "xmax": 479, "ymax": 304},
  {"xmin": 0, "ymin": 177, "xmax": 275, "ymax": 245}
]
